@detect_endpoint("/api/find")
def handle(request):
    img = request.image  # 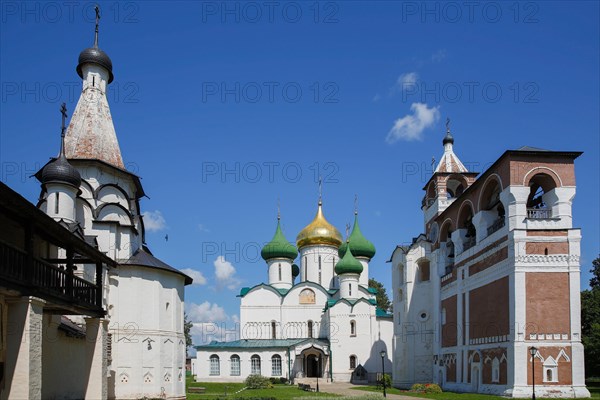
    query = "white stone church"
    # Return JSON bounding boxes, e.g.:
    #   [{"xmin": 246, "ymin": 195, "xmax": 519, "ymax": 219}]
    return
[
  {"xmin": 0, "ymin": 13, "xmax": 191, "ymax": 400},
  {"xmin": 194, "ymin": 200, "xmax": 394, "ymax": 383}
]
